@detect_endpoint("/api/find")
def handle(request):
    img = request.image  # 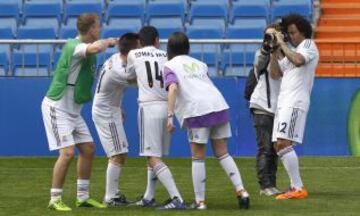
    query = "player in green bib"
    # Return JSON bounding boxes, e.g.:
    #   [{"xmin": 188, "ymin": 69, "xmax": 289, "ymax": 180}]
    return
[{"xmin": 41, "ymin": 13, "xmax": 117, "ymax": 211}]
